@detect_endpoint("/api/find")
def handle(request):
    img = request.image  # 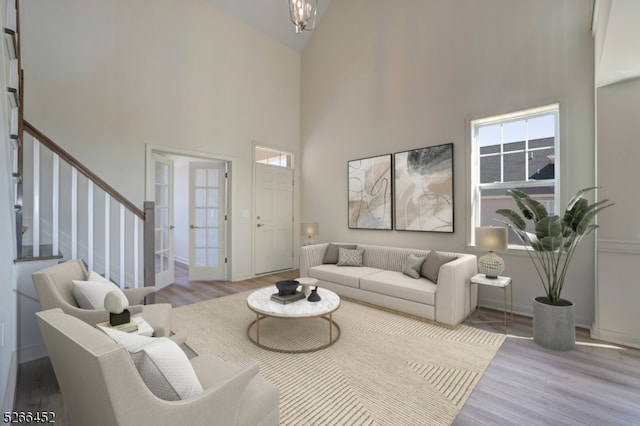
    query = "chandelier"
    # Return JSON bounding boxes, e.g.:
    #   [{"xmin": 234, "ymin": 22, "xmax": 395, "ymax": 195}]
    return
[{"xmin": 289, "ymin": 0, "xmax": 318, "ymax": 34}]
